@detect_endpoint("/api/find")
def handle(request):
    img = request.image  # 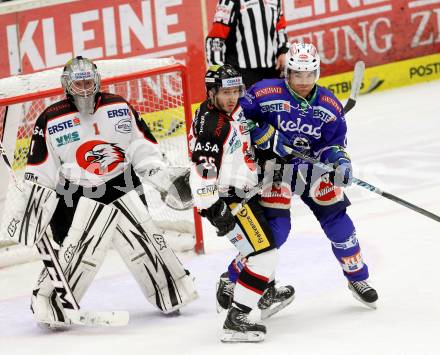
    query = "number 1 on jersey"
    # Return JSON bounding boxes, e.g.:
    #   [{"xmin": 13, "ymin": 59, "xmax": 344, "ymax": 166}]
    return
[{"xmin": 93, "ymin": 122, "xmax": 100, "ymax": 135}]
